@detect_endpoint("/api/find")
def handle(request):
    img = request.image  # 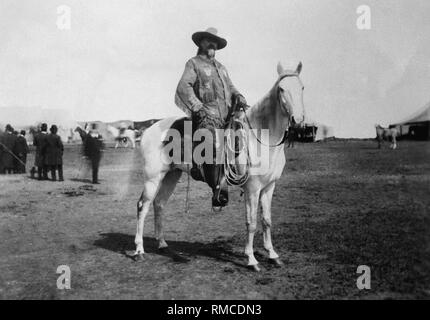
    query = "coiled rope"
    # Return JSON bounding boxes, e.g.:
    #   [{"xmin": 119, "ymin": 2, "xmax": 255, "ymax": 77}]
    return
[{"xmin": 223, "ymin": 114, "xmax": 251, "ymax": 187}]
